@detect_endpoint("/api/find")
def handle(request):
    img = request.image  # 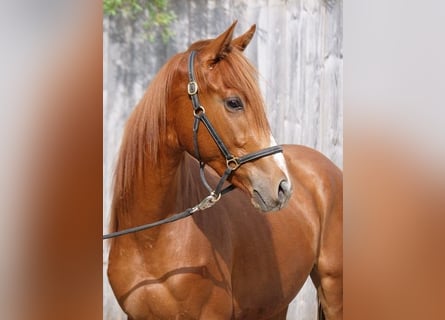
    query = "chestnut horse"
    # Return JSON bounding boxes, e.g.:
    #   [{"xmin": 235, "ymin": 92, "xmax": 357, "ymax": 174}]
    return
[{"xmin": 106, "ymin": 22, "xmax": 342, "ymax": 320}]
